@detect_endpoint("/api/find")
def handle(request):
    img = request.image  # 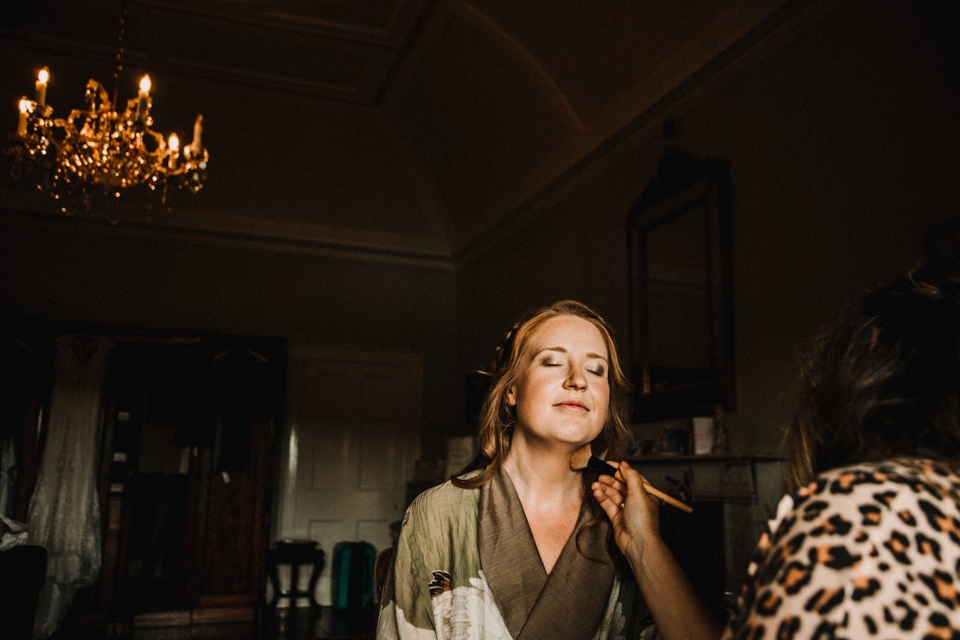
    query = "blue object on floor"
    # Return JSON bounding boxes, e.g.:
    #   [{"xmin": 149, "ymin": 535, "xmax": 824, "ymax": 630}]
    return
[{"xmin": 330, "ymin": 541, "xmax": 376, "ymax": 611}]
